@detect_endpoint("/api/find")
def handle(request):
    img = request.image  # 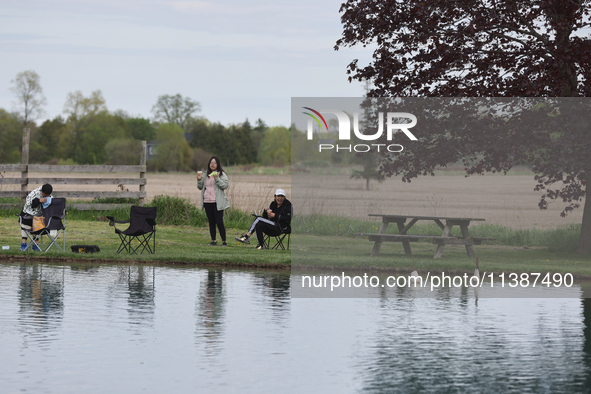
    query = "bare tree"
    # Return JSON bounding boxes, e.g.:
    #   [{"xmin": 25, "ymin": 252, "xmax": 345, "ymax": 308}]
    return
[
  {"xmin": 63, "ymin": 90, "xmax": 107, "ymax": 162},
  {"xmin": 63, "ymin": 90, "xmax": 107, "ymax": 123},
  {"xmin": 10, "ymin": 70, "xmax": 47, "ymax": 126},
  {"xmin": 151, "ymin": 94, "xmax": 201, "ymax": 130}
]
